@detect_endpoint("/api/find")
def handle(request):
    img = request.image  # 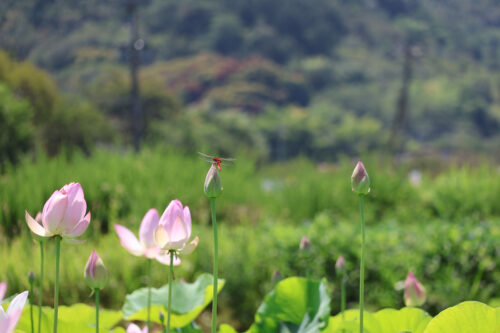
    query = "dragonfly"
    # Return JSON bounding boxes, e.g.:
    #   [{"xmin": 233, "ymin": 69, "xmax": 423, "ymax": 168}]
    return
[{"xmin": 198, "ymin": 152, "xmax": 235, "ymax": 171}]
